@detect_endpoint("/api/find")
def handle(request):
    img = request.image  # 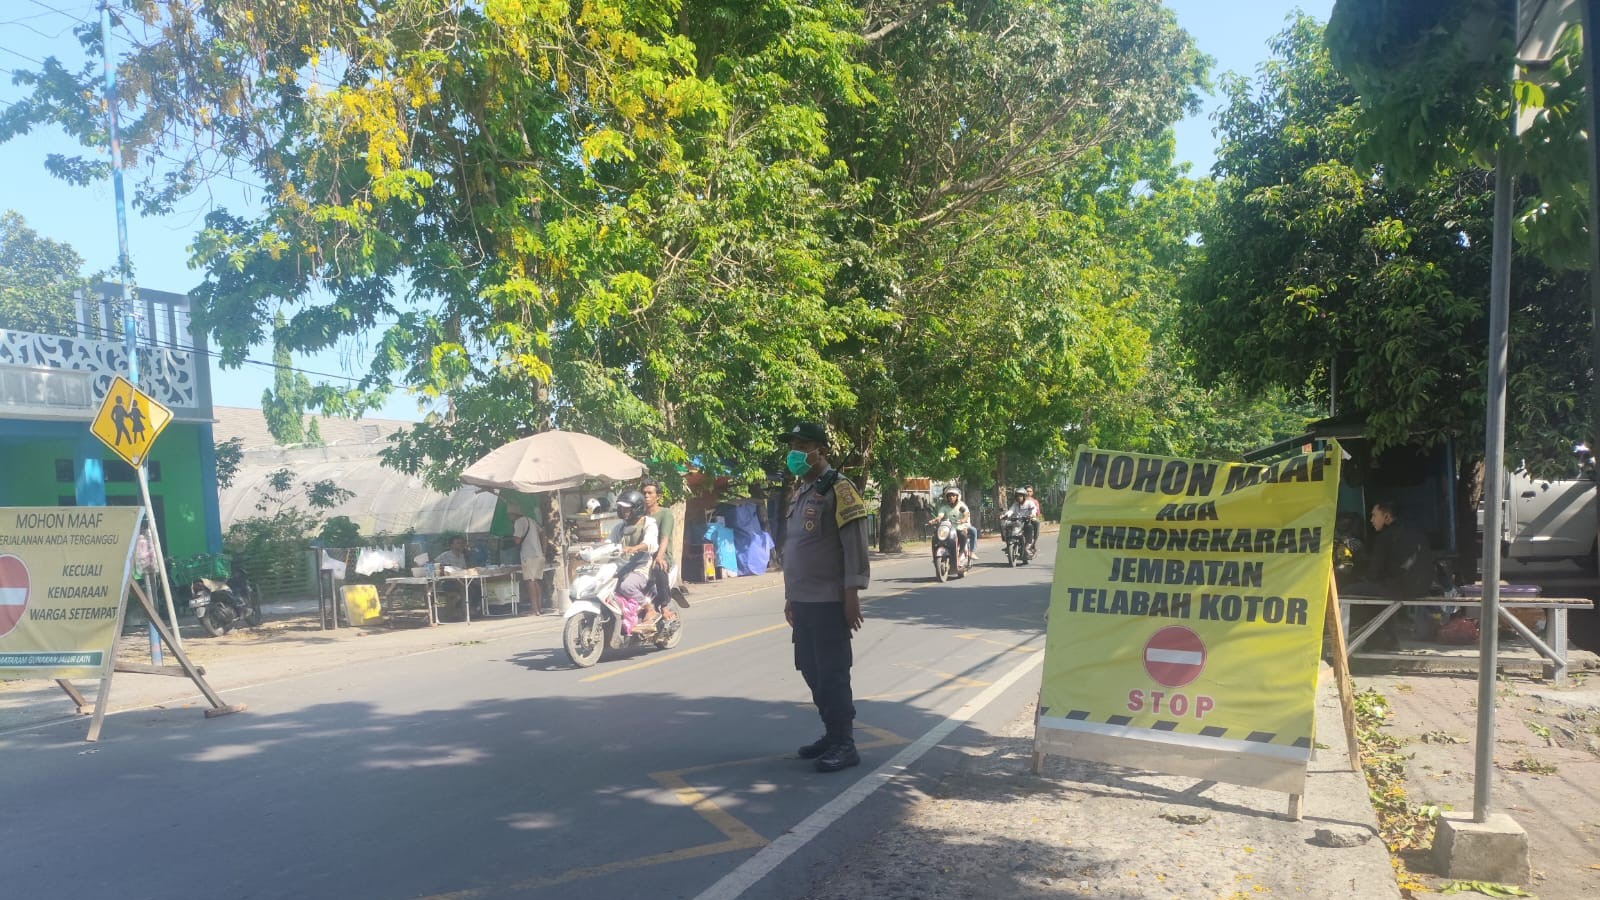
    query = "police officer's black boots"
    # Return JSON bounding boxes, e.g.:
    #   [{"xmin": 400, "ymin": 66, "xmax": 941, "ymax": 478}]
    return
[
  {"xmin": 797, "ymin": 735, "xmax": 832, "ymax": 759},
  {"xmin": 814, "ymin": 730, "xmax": 859, "ymax": 773}
]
